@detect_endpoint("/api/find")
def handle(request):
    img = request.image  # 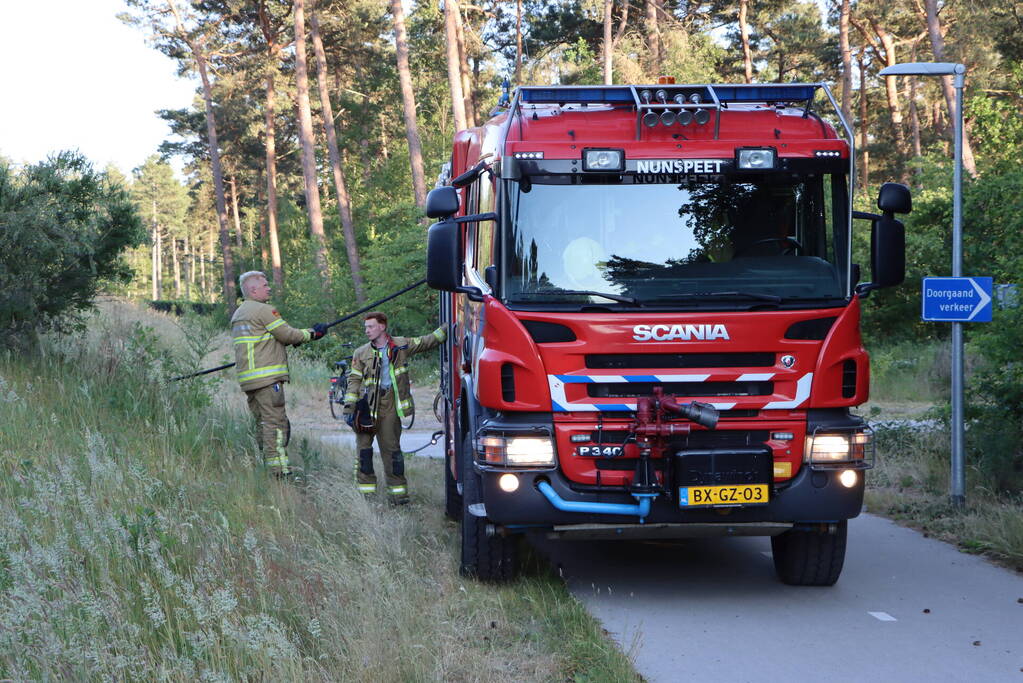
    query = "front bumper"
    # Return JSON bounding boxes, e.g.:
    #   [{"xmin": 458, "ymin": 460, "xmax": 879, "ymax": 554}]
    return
[{"xmin": 478, "ymin": 463, "xmax": 864, "ymax": 528}]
